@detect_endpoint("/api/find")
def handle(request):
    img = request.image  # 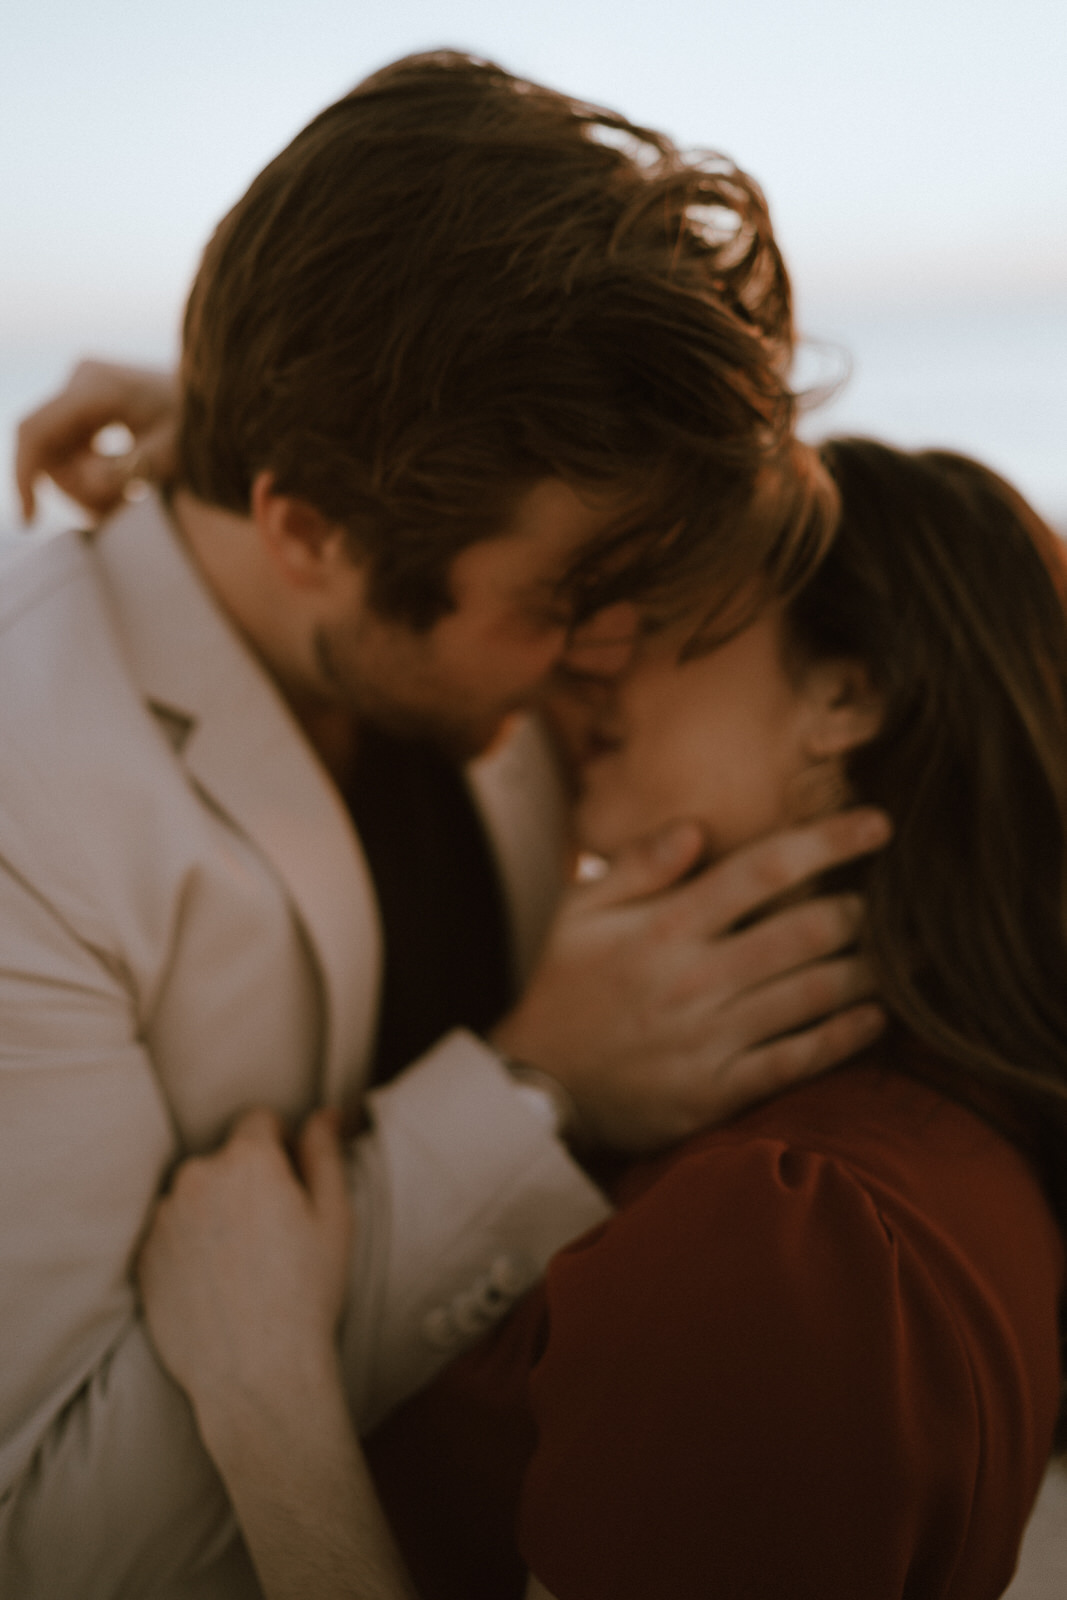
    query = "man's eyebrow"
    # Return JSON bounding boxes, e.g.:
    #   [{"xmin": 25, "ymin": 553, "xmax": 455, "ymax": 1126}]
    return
[{"xmin": 514, "ymin": 571, "xmax": 576, "ymax": 605}]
